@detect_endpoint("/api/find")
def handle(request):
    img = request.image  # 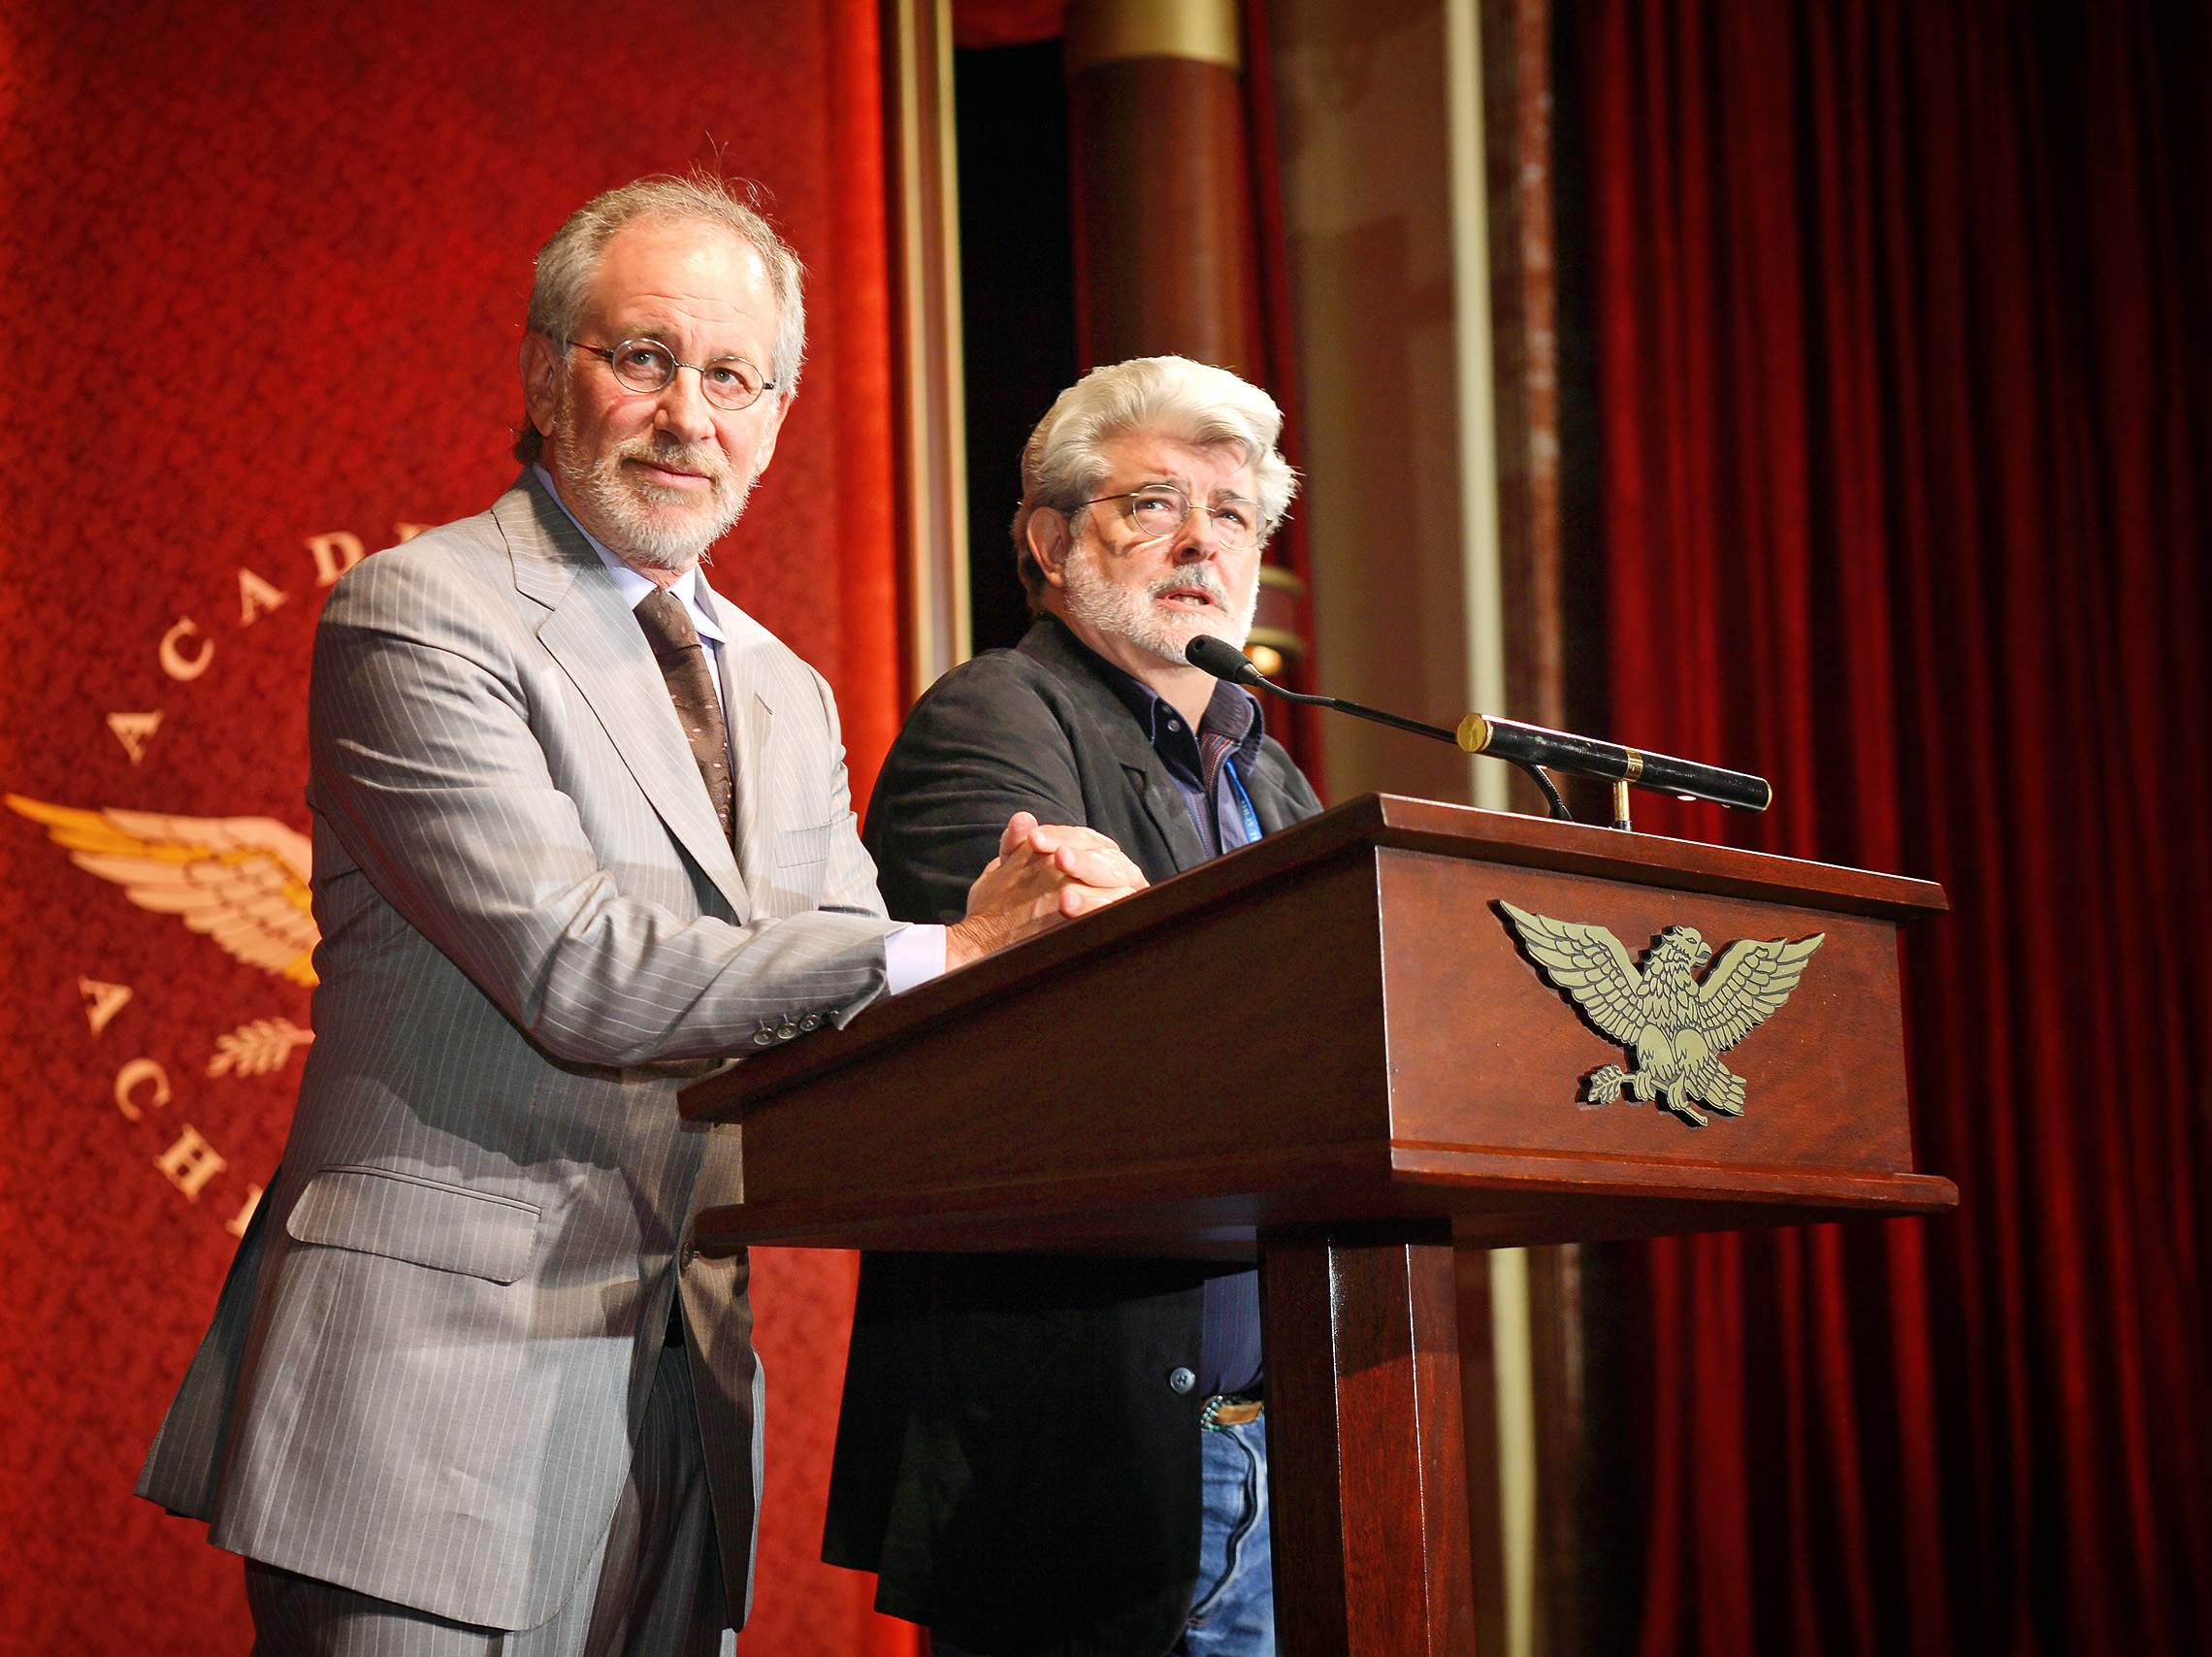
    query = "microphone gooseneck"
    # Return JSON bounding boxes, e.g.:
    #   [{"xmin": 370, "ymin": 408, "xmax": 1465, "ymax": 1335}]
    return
[
  {"xmin": 1184, "ymin": 636, "xmax": 1464, "ymax": 741},
  {"xmin": 1184, "ymin": 636, "xmax": 1569, "ymax": 819},
  {"xmin": 1184, "ymin": 636, "xmax": 1771, "ymax": 824},
  {"xmin": 1184, "ymin": 634, "xmax": 1266, "ymax": 685}
]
